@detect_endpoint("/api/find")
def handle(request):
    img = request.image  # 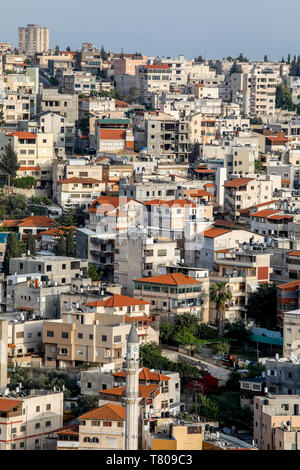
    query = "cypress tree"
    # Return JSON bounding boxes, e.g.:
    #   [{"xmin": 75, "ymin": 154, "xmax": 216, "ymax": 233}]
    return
[
  {"xmin": 54, "ymin": 234, "xmax": 66, "ymax": 256},
  {"xmin": 26, "ymin": 232, "xmax": 36, "ymax": 256},
  {"xmin": 66, "ymin": 229, "xmax": 75, "ymax": 257},
  {"xmin": 60, "ymin": 199, "xmax": 76, "ymax": 227},
  {"xmin": 3, "ymin": 233, "xmax": 22, "ymax": 275},
  {"xmin": 0, "ymin": 143, "xmax": 20, "ymax": 185}
]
